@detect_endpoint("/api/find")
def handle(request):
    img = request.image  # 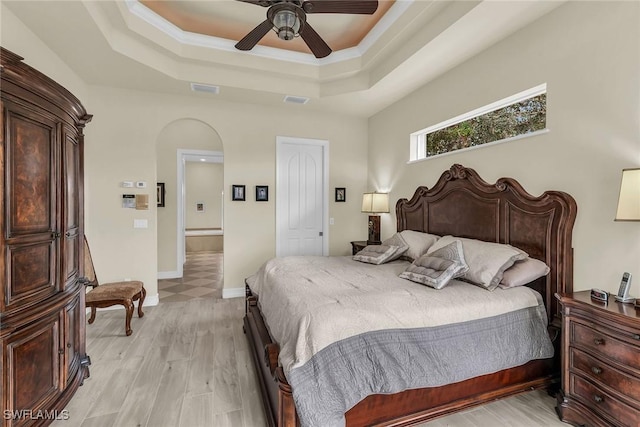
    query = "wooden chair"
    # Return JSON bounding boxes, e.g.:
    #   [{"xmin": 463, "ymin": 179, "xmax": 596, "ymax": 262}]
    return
[{"xmin": 83, "ymin": 237, "xmax": 146, "ymax": 336}]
